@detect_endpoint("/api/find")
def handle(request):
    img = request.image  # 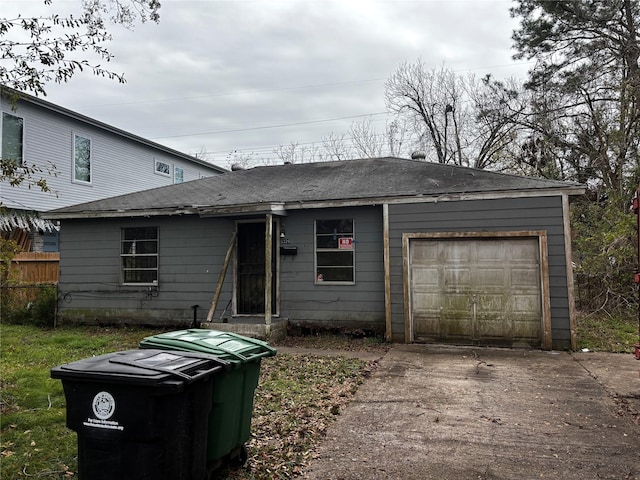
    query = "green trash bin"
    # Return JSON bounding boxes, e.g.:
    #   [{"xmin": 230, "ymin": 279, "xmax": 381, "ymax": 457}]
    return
[{"xmin": 139, "ymin": 329, "xmax": 276, "ymax": 469}]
